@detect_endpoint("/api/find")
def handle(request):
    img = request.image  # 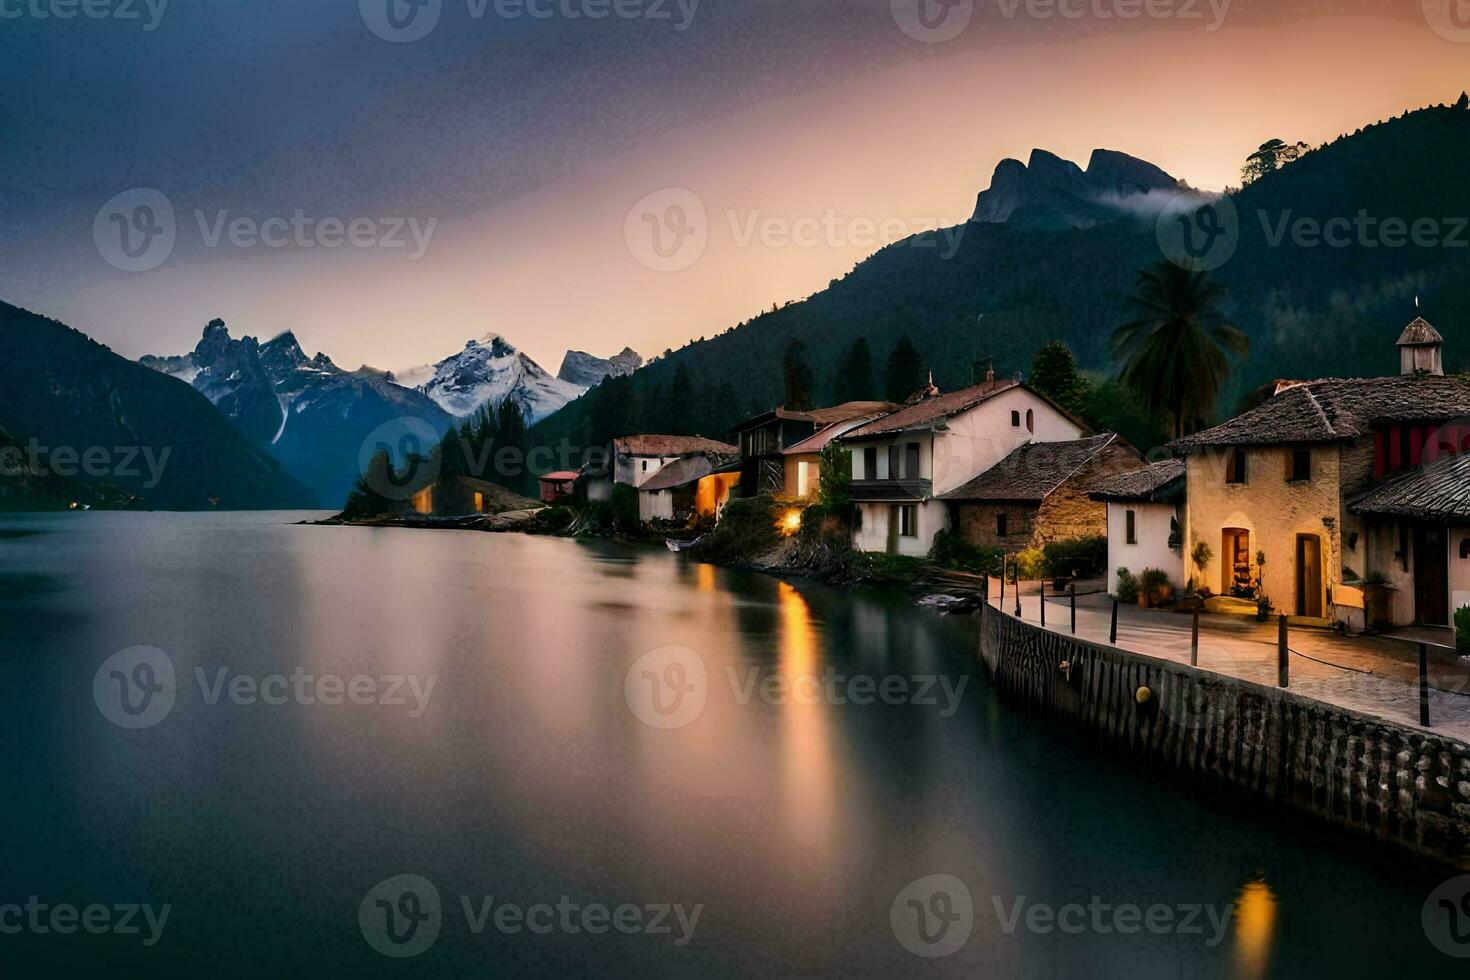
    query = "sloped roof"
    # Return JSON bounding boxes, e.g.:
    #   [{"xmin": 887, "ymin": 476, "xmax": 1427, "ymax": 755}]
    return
[
  {"xmin": 614, "ymin": 435, "xmax": 738, "ymax": 457},
  {"xmin": 782, "ymin": 413, "xmax": 889, "ymax": 456},
  {"xmin": 844, "ymin": 380, "xmax": 1021, "ymax": 439},
  {"xmin": 538, "ymin": 471, "xmax": 580, "ymax": 482},
  {"xmin": 1347, "ymin": 452, "xmax": 1470, "ymax": 521},
  {"xmin": 1169, "ymin": 374, "xmax": 1470, "ymax": 452},
  {"xmin": 939, "ymin": 434, "xmax": 1123, "ymax": 502},
  {"xmin": 1089, "ymin": 459, "xmax": 1186, "ymax": 502},
  {"xmin": 640, "ymin": 454, "xmax": 716, "ymax": 491},
  {"xmin": 731, "ymin": 401, "xmax": 897, "ymax": 433},
  {"xmin": 1397, "ymin": 317, "xmax": 1444, "ymax": 346}
]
